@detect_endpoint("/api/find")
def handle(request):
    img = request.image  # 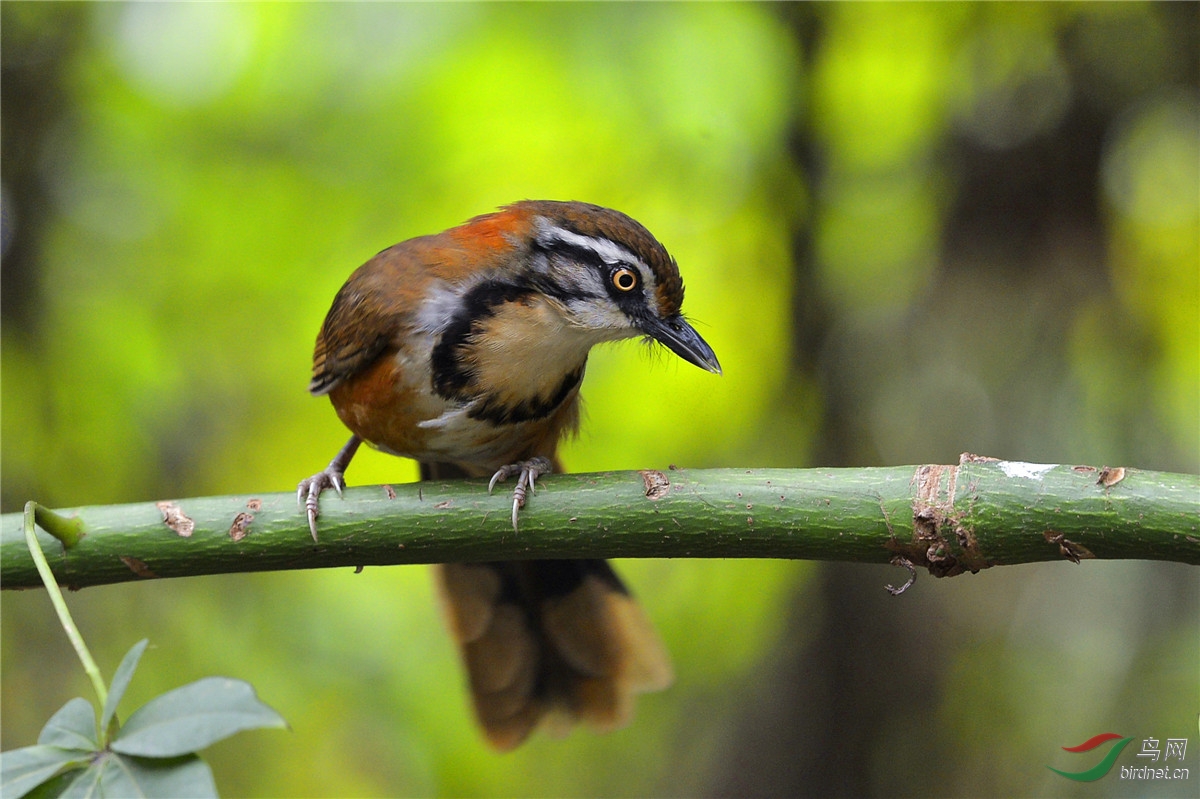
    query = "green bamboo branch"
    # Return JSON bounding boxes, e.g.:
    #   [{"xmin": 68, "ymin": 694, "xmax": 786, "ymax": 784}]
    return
[{"xmin": 3, "ymin": 459, "xmax": 1197, "ymax": 591}]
